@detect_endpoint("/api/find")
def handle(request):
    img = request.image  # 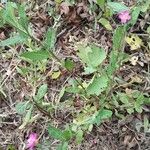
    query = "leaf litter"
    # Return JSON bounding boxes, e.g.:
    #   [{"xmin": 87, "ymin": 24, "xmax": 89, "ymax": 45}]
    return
[{"xmin": 0, "ymin": 0, "xmax": 150, "ymax": 150}]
